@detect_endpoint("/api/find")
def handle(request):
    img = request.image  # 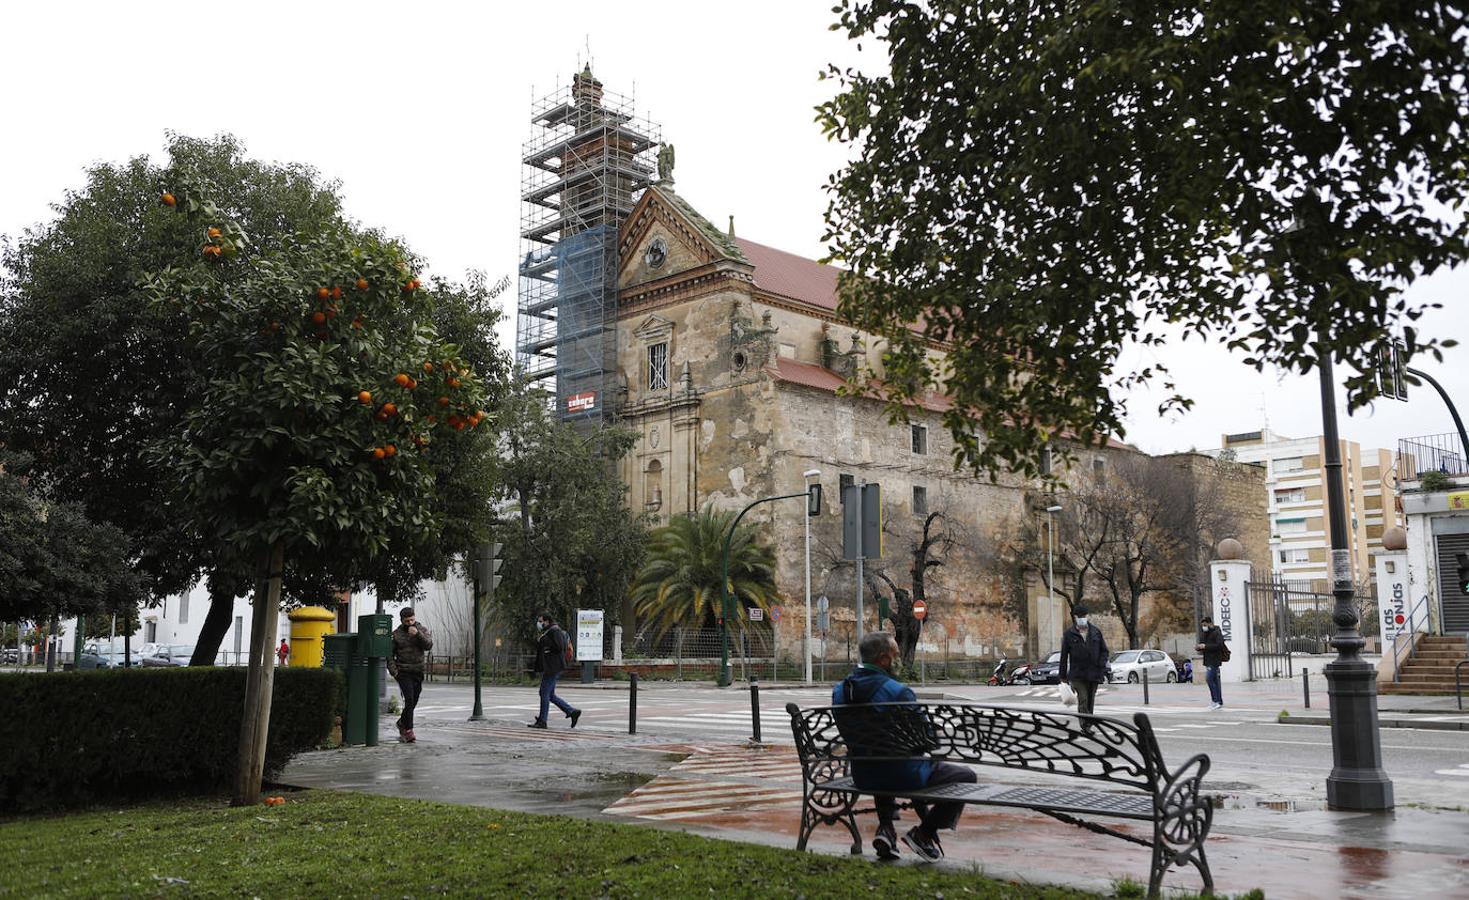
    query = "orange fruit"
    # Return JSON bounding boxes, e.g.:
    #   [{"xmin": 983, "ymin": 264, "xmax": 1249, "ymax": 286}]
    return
[
  {"xmin": 382, "ymin": 402, "xmax": 398, "ymax": 417},
  {"xmin": 374, "ymin": 410, "xmax": 388, "ymax": 422},
  {"xmin": 407, "ymin": 378, "xmax": 418, "ymax": 390},
  {"xmin": 161, "ymin": 193, "xmax": 177, "ymax": 207},
  {"xmin": 355, "ymin": 277, "xmax": 369, "ymax": 291},
  {"xmin": 394, "ymin": 373, "xmax": 411, "ymax": 388},
  {"xmin": 453, "ymin": 419, "xmax": 466, "ymax": 431},
  {"xmin": 311, "ymin": 312, "xmax": 327, "ymax": 325},
  {"xmin": 447, "ymin": 377, "xmax": 461, "ymax": 389},
  {"xmin": 437, "ymin": 396, "xmax": 449, "ymax": 407},
  {"xmin": 330, "ymin": 286, "xmax": 343, "ymax": 300},
  {"xmin": 373, "ymin": 448, "xmax": 386, "ymax": 460},
  {"xmin": 384, "ymin": 444, "xmax": 397, "ymax": 457},
  {"xmin": 358, "ymin": 391, "xmax": 372, "ymax": 405},
  {"xmin": 351, "ymin": 318, "xmax": 363, "ymax": 329},
  {"xmin": 317, "ymin": 287, "xmax": 330, "ymax": 300},
  {"xmin": 422, "ymin": 362, "xmax": 433, "ymax": 373},
  {"xmin": 207, "ymin": 227, "xmax": 221, "ymax": 238}
]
